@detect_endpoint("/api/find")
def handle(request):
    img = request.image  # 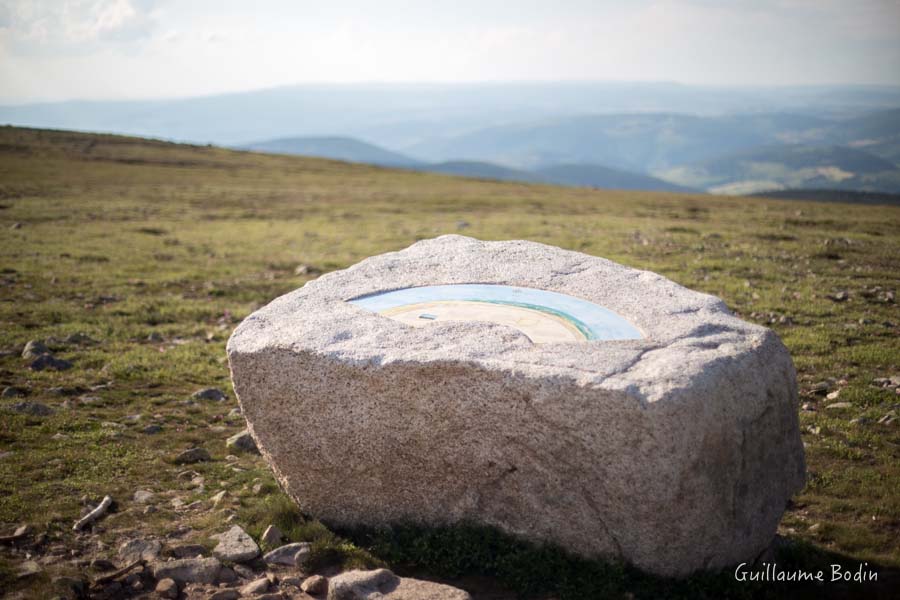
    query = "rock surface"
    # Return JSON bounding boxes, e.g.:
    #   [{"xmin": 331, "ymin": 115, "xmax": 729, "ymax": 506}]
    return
[
  {"xmin": 228, "ymin": 235, "xmax": 806, "ymax": 577},
  {"xmin": 226, "ymin": 429, "xmax": 259, "ymax": 454},
  {"xmin": 262, "ymin": 542, "xmax": 310, "ymax": 566},
  {"xmin": 327, "ymin": 569, "xmax": 471, "ymax": 600},
  {"xmin": 212, "ymin": 525, "xmax": 260, "ymax": 562},
  {"xmin": 152, "ymin": 557, "xmax": 221, "ymax": 585}
]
